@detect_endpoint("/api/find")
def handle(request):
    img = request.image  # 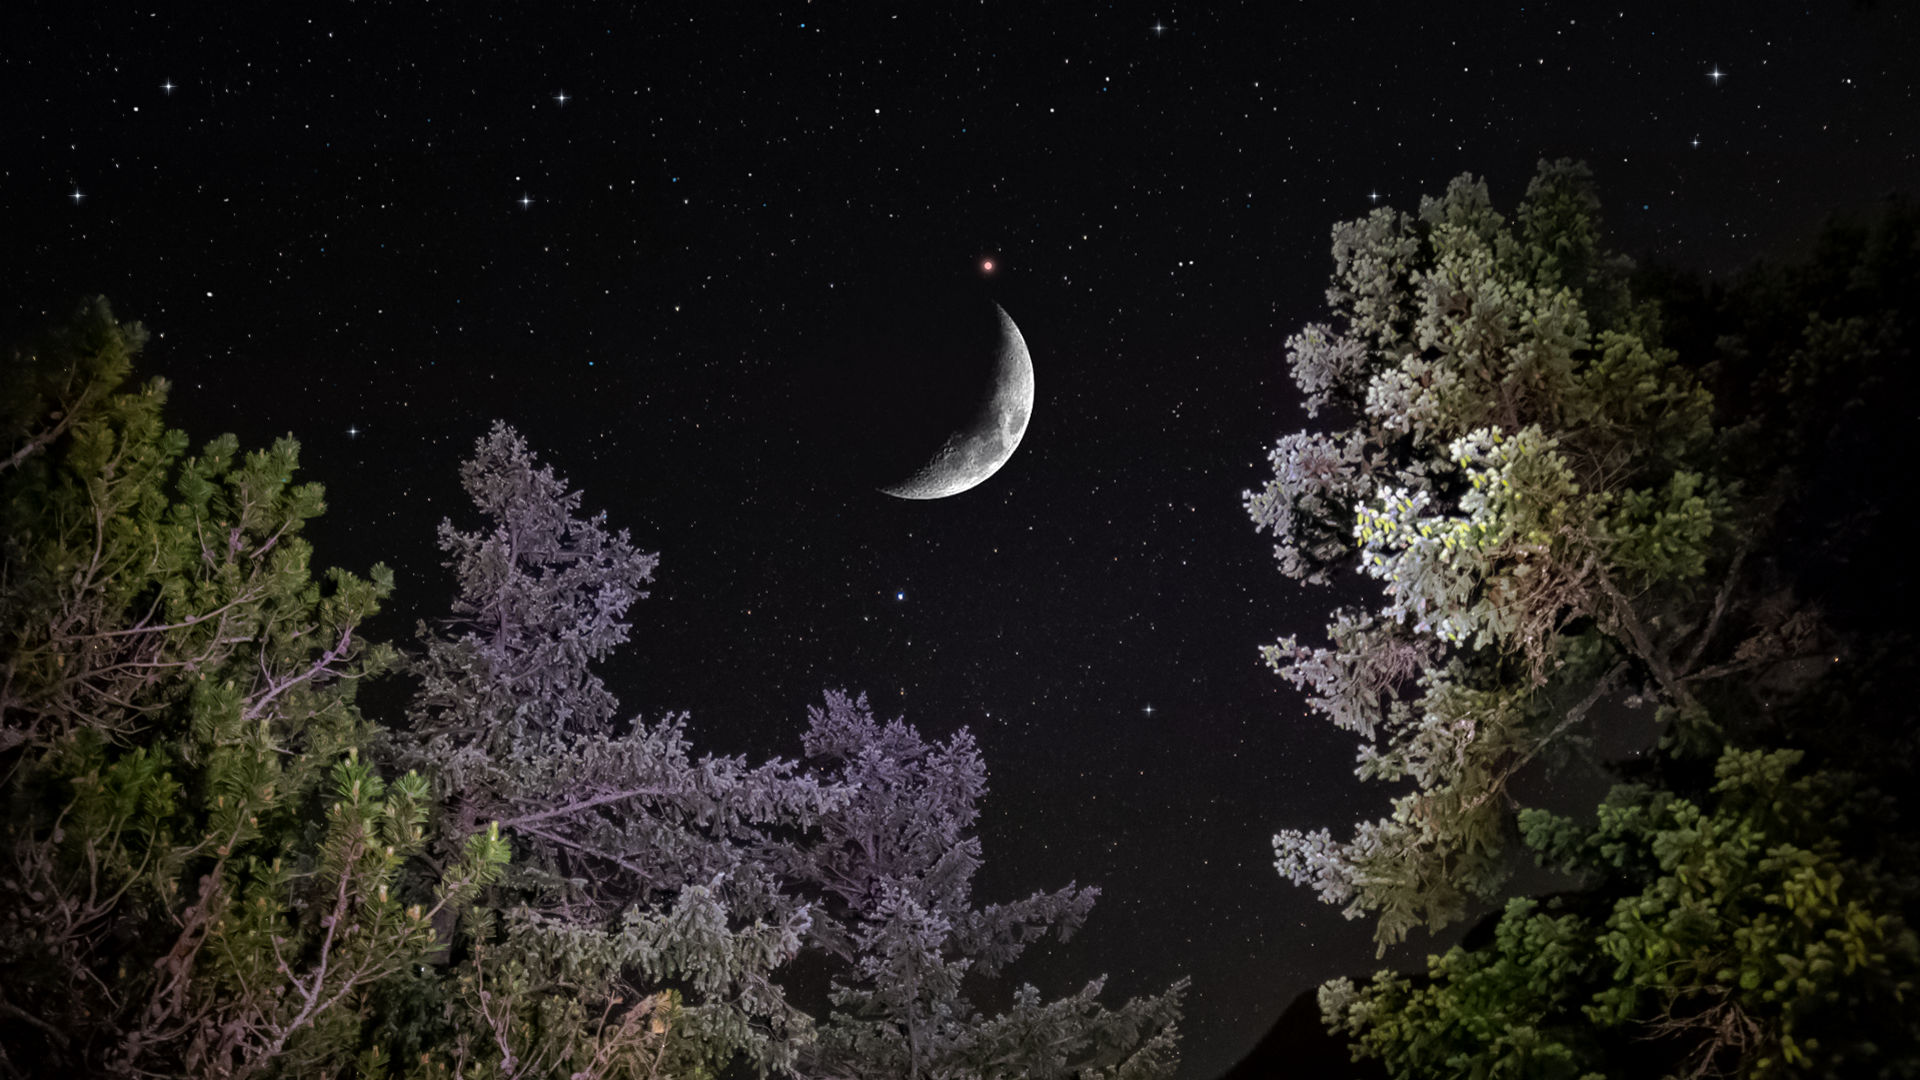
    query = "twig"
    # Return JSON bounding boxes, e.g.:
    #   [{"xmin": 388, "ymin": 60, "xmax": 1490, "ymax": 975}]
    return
[
  {"xmin": 1593, "ymin": 563, "xmax": 1694, "ymax": 708},
  {"xmin": 0, "ymin": 1000, "xmax": 72, "ymax": 1049},
  {"xmin": 243, "ymin": 627, "xmax": 352, "ymax": 722},
  {"xmin": 495, "ymin": 785, "xmax": 671, "ymax": 830},
  {"xmin": 93, "ymin": 590, "xmax": 264, "ymax": 638},
  {"xmin": 1, "ymin": 372, "xmax": 106, "ymax": 473},
  {"xmin": 515, "ymin": 824, "xmax": 655, "ymax": 880},
  {"xmin": 1680, "ymin": 541, "xmax": 1750, "ymax": 678}
]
